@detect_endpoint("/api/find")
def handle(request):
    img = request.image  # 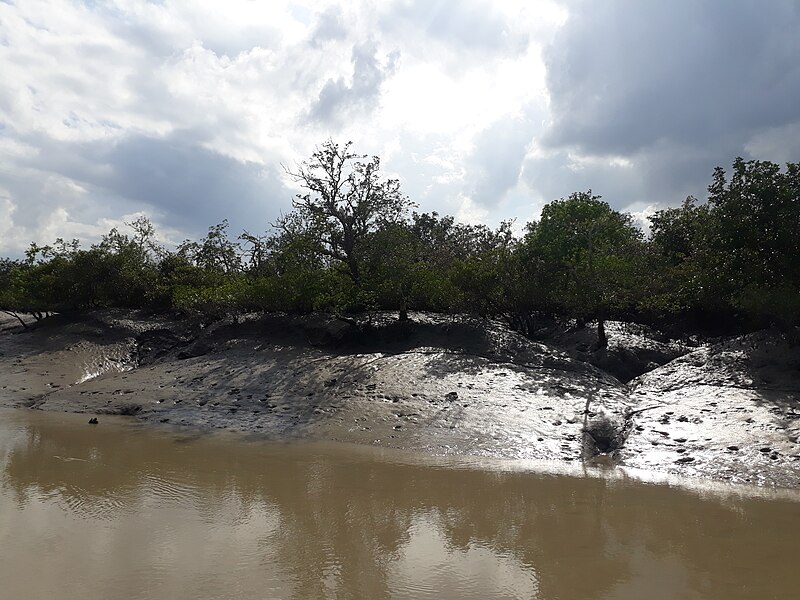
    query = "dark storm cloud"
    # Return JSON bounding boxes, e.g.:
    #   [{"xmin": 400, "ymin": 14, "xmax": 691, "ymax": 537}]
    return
[
  {"xmin": 522, "ymin": 151, "xmax": 644, "ymax": 209},
  {"xmin": 536, "ymin": 0, "xmax": 800, "ymax": 211},
  {"xmin": 544, "ymin": 0, "xmax": 800, "ymax": 157},
  {"xmin": 309, "ymin": 39, "xmax": 399, "ymax": 125},
  {"xmin": 522, "ymin": 140, "xmax": 742, "ymax": 214},
  {"xmin": 92, "ymin": 133, "xmax": 288, "ymax": 232}
]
